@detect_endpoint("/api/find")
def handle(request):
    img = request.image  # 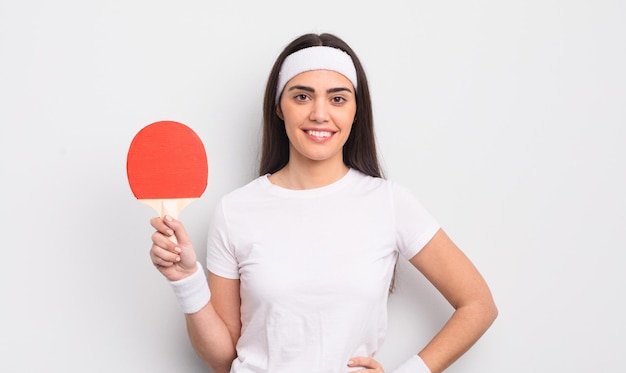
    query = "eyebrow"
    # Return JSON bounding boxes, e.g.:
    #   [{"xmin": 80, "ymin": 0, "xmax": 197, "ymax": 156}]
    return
[{"xmin": 287, "ymin": 85, "xmax": 354, "ymax": 95}]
